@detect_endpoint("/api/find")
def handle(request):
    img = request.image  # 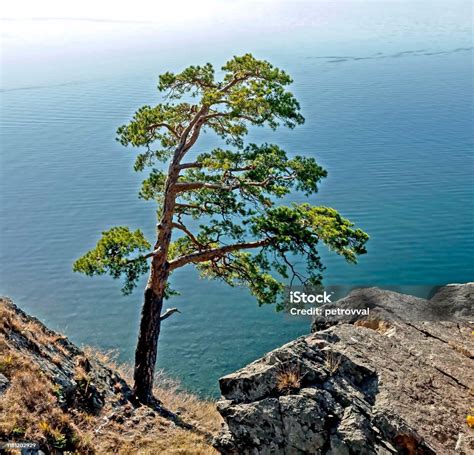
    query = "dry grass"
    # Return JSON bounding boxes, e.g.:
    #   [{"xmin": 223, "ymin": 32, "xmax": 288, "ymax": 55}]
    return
[
  {"xmin": 1, "ymin": 304, "xmax": 71, "ymax": 357},
  {"xmin": 50, "ymin": 354, "xmax": 63, "ymax": 367},
  {"xmin": 0, "ymin": 305, "xmax": 20, "ymax": 333},
  {"xmin": 85, "ymin": 349, "xmax": 222, "ymax": 454},
  {"xmin": 97, "ymin": 424, "xmax": 218, "ymax": 455},
  {"xmin": 354, "ymin": 319, "xmax": 392, "ymax": 333},
  {"xmin": 276, "ymin": 365, "xmax": 302, "ymax": 395},
  {"xmin": 393, "ymin": 433, "xmax": 420, "ymax": 455},
  {"xmin": 324, "ymin": 349, "xmax": 342, "ymax": 375},
  {"xmin": 1, "ymin": 301, "xmax": 221, "ymax": 454},
  {"xmin": 85, "ymin": 348, "xmax": 222, "ymax": 436},
  {"xmin": 154, "ymin": 371, "xmax": 222, "ymax": 434},
  {"xmin": 0, "ymin": 344, "xmax": 93, "ymax": 453},
  {"xmin": 0, "ymin": 350, "xmax": 16, "ymax": 377}
]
